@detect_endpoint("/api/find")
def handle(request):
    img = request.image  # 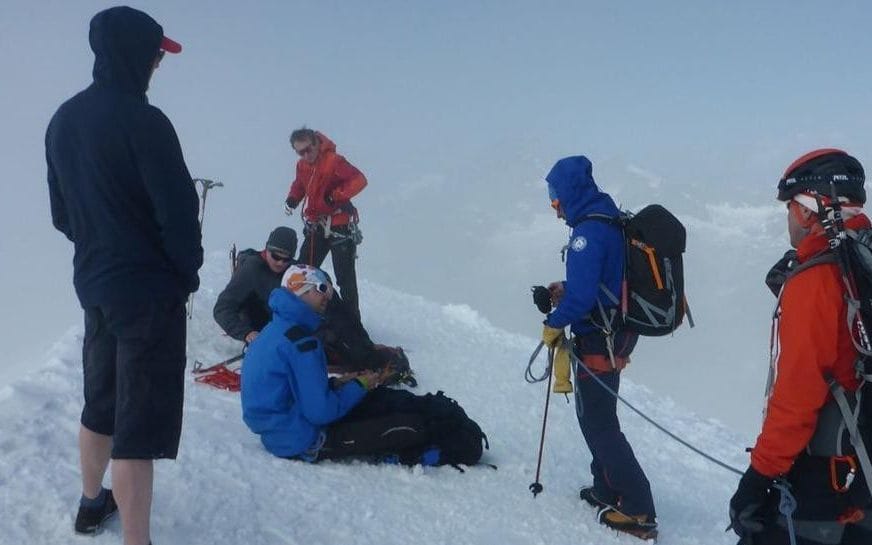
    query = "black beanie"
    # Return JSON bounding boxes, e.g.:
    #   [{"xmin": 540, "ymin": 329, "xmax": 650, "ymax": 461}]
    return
[
  {"xmin": 266, "ymin": 227, "xmax": 297, "ymax": 256},
  {"xmin": 777, "ymin": 148, "xmax": 865, "ymax": 203}
]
